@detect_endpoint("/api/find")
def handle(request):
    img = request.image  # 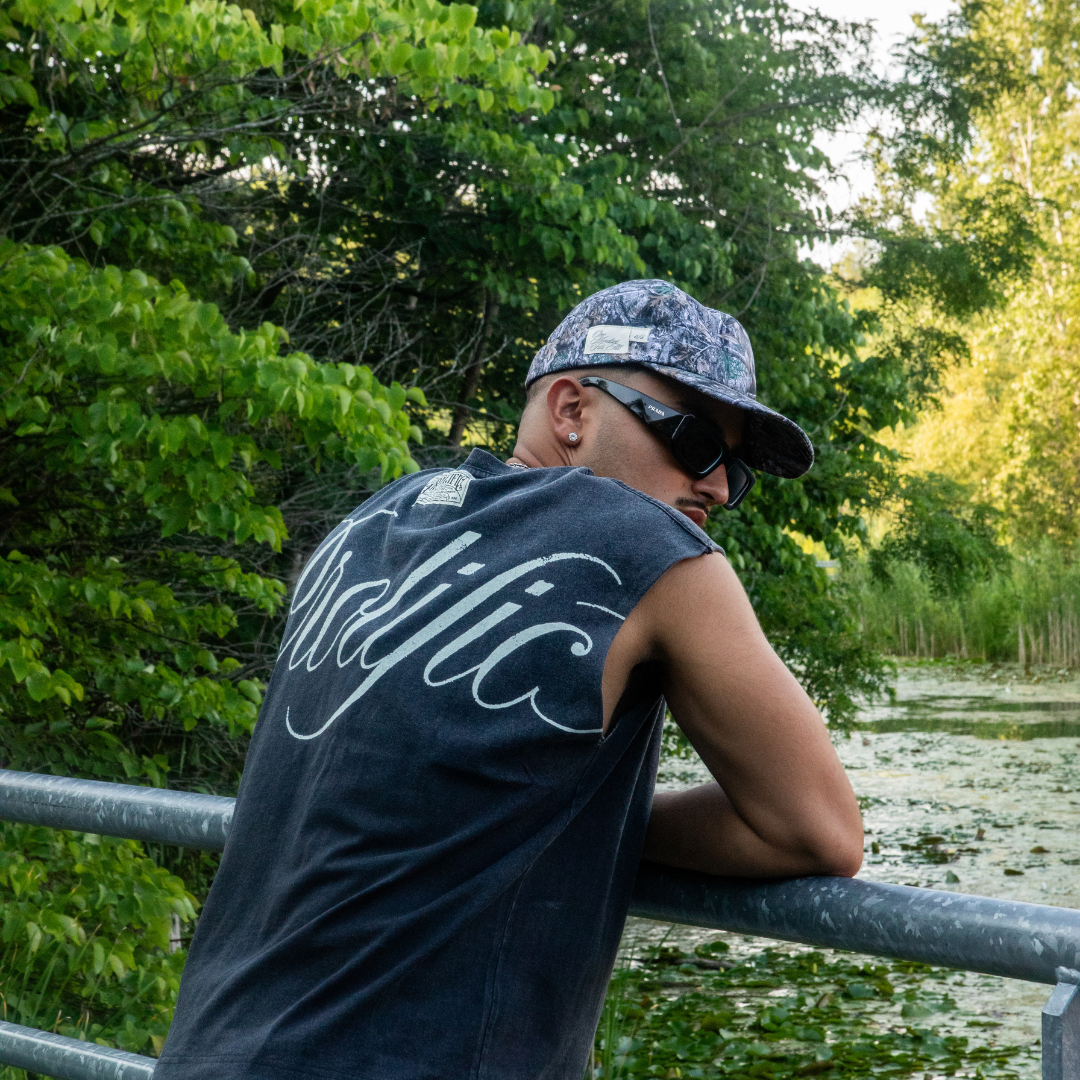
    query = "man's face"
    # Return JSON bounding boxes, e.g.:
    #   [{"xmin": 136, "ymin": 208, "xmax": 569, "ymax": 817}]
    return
[{"xmin": 574, "ymin": 370, "xmax": 745, "ymax": 527}]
